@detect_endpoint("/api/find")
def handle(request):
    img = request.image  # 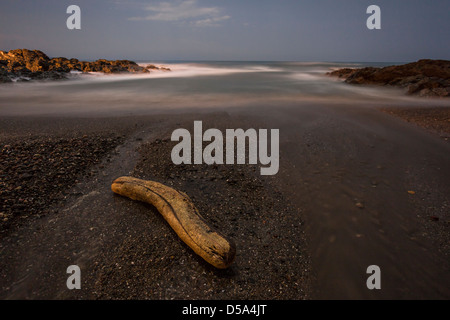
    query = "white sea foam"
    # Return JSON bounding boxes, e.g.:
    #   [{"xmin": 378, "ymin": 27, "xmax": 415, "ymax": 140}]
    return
[
  {"xmin": 70, "ymin": 62, "xmax": 284, "ymax": 83},
  {"xmin": 288, "ymin": 72, "xmax": 325, "ymax": 81},
  {"xmin": 1, "ymin": 61, "xmax": 449, "ymax": 116}
]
